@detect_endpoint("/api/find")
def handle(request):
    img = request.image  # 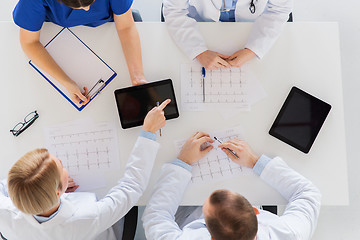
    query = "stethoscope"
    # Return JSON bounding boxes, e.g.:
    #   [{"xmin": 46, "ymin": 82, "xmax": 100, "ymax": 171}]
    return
[
  {"xmin": 249, "ymin": 0, "xmax": 257, "ymax": 14},
  {"xmin": 213, "ymin": 0, "xmax": 258, "ymax": 14}
]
